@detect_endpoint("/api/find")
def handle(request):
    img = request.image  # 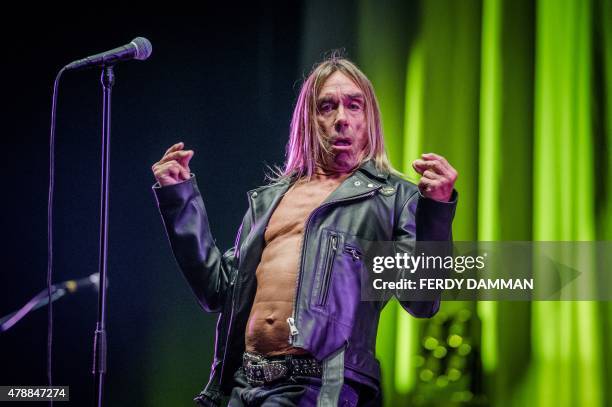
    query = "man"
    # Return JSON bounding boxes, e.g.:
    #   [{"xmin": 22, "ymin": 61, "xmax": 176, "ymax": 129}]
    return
[{"xmin": 152, "ymin": 56, "xmax": 458, "ymax": 406}]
